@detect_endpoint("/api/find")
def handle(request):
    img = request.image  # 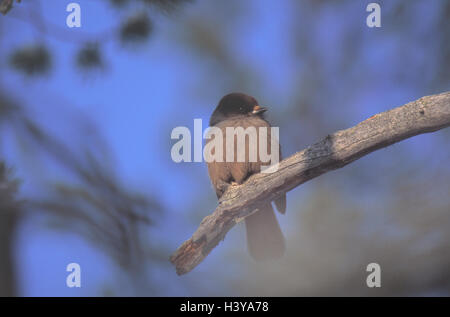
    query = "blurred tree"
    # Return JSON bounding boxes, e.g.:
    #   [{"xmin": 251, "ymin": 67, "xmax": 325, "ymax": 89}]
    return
[
  {"xmin": 0, "ymin": 162, "xmax": 20, "ymax": 296},
  {"xmin": 0, "ymin": 0, "xmax": 193, "ymax": 295},
  {"xmin": 4, "ymin": 0, "xmax": 192, "ymax": 73}
]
